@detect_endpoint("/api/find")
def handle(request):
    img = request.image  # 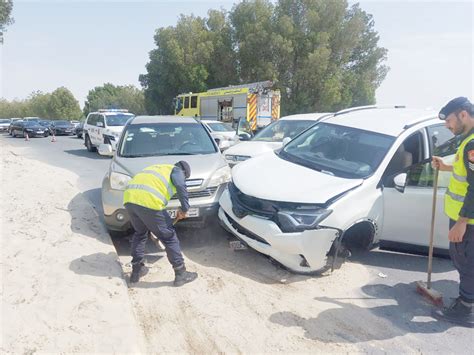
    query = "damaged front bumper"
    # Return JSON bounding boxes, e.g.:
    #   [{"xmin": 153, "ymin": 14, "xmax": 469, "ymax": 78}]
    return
[{"xmin": 218, "ymin": 189, "xmax": 339, "ymax": 274}]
